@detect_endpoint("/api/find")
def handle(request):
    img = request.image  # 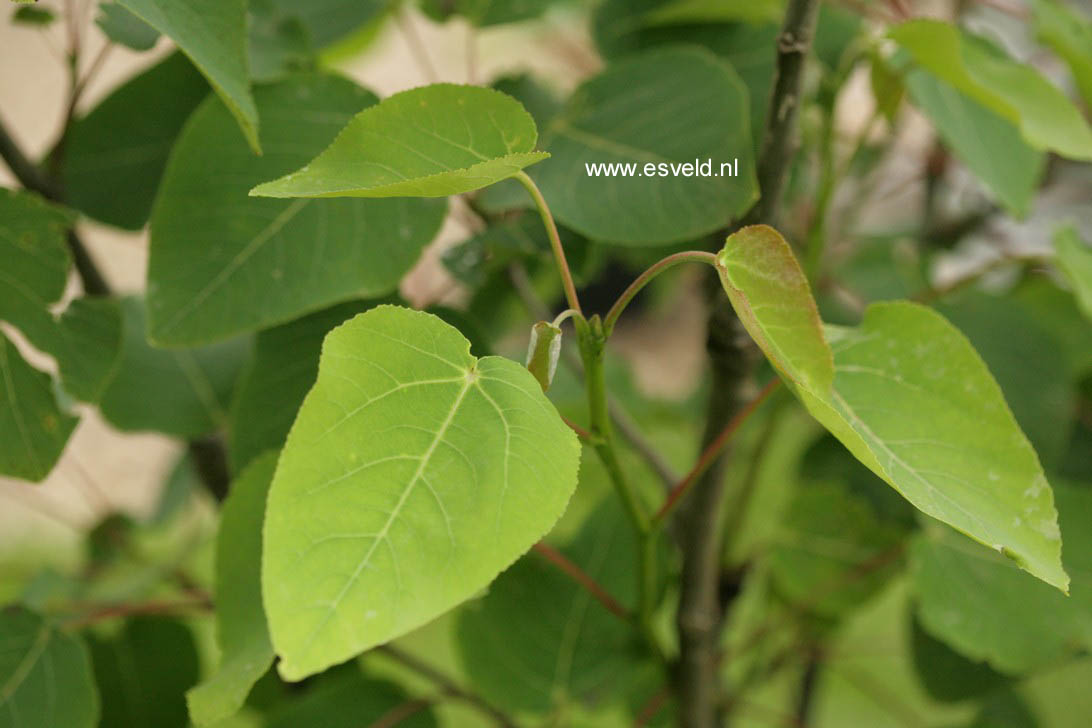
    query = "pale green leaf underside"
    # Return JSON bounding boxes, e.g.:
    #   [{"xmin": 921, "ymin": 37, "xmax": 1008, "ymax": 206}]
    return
[
  {"xmin": 0, "ymin": 609, "xmax": 98, "ymax": 728},
  {"xmin": 250, "ymin": 84, "xmax": 547, "ymax": 199},
  {"xmin": 262, "ymin": 305, "xmax": 580, "ymax": 680},
  {"xmin": 116, "ymin": 0, "xmax": 259, "ymax": 153},
  {"xmin": 795, "ymin": 303, "xmax": 1067, "ymax": 591},
  {"xmin": 1054, "ymin": 226, "xmax": 1092, "ymax": 320},
  {"xmin": 187, "ymin": 453, "xmax": 277, "ymax": 725},
  {"xmin": 716, "ymin": 225, "xmax": 833, "ymax": 394},
  {"xmin": 890, "ymin": 19, "xmax": 1092, "ymax": 160},
  {"xmin": 911, "ymin": 483, "xmax": 1092, "ymax": 673},
  {"xmin": 715, "ymin": 225, "xmax": 1066, "ymax": 590},
  {"xmin": 146, "ymin": 74, "xmax": 445, "ymax": 346}
]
